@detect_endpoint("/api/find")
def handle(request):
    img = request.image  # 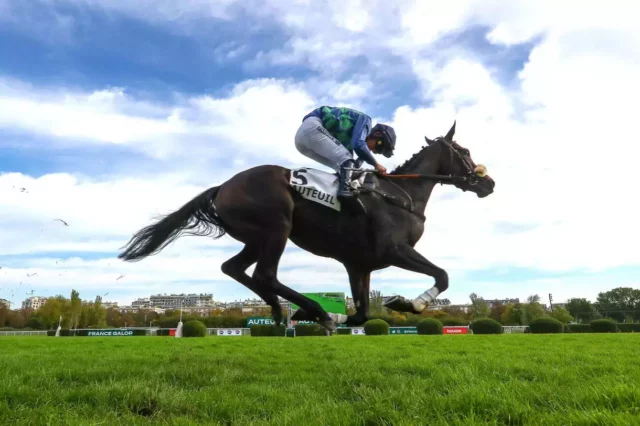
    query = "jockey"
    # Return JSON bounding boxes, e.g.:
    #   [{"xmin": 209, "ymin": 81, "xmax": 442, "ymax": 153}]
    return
[{"xmin": 294, "ymin": 106, "xmax": 396, "ymax": 200}]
